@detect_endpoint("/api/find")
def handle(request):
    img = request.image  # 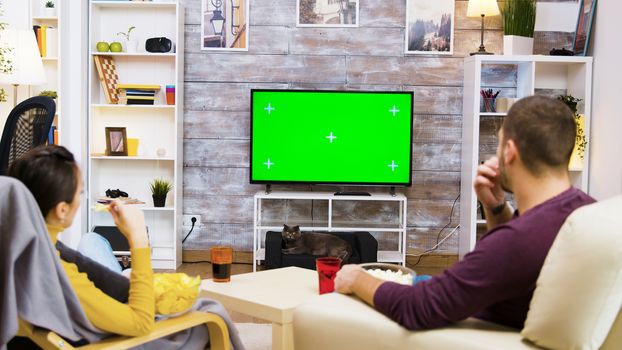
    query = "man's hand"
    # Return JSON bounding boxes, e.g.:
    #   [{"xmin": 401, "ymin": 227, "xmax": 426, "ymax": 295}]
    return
[
  {"xmin": 334, "ymin": 265, "xmax": 385, "ymax": 307},
  {"xmin": 474, "ymin": 156, "xmax": 505, "ymax": 209},
  {"xmin": 334, "ymin": 264, "xmax": 364, "ymax": 294}
]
